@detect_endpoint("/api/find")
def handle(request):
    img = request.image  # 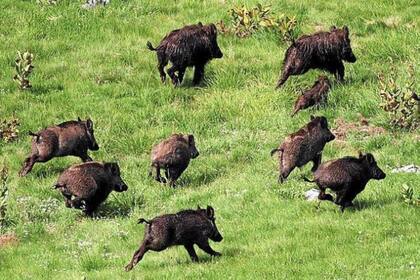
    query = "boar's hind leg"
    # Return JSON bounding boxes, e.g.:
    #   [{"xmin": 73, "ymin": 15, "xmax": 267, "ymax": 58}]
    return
[
  {"xmin": 125, "ymin": 242, "xmax": 149, "ymax": 272},
  {"xmin": 196, "ymin": 239, "xmax": 221, "ymax": 257},
  {"xmin": 177, "ymin": 66, "xmax": 187, "ymax": 84},
  {"xmin": 167, "ymin": 65, "xmax": 180, "ymax": 86},
  {"xmin": 157, "ymin": 52, "xmax": 168, "ymax": 83},
  {"xmin": 192, "ymin": 64, "xmax": 205, "ymax": 85},
  {"xmin": 167, "ymin": 167, "xmax": 182, "ymax": 187},
  {"xmin": 184, "ymin": 244, "xmax": 199, "ymax": 262}
]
